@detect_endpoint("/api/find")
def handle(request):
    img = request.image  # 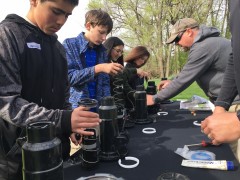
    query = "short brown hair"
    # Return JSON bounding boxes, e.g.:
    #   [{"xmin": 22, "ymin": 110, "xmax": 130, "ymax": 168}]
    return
[
  {"xmin": 85, "ymin": 9, "xmax": 113, "ymax": 34},
  {"xmin": 124, "ymin": 46, "xmax": 150, "ymax": 67}
]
